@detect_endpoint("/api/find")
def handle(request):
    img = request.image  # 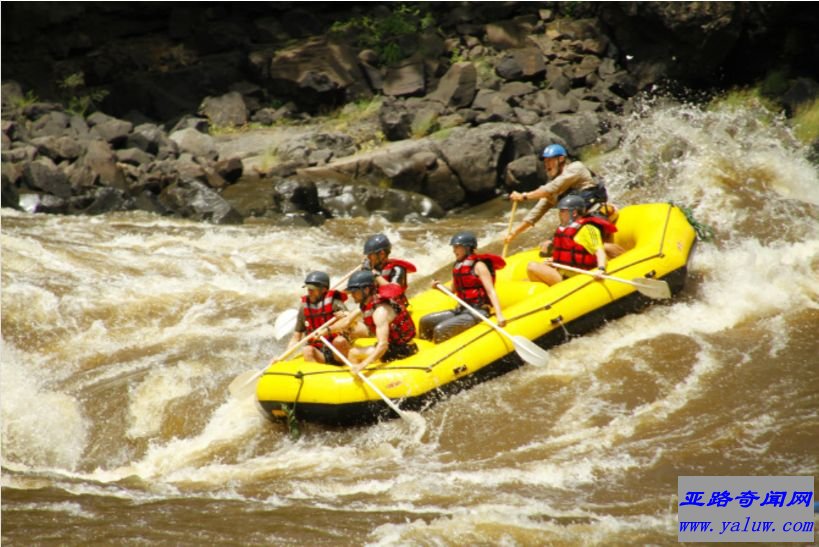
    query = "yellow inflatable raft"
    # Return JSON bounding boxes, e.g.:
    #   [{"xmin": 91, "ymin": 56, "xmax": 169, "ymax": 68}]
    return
[{"xmin": 257, "ymin": 203, "xmax": 697, "ymax": 426}]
